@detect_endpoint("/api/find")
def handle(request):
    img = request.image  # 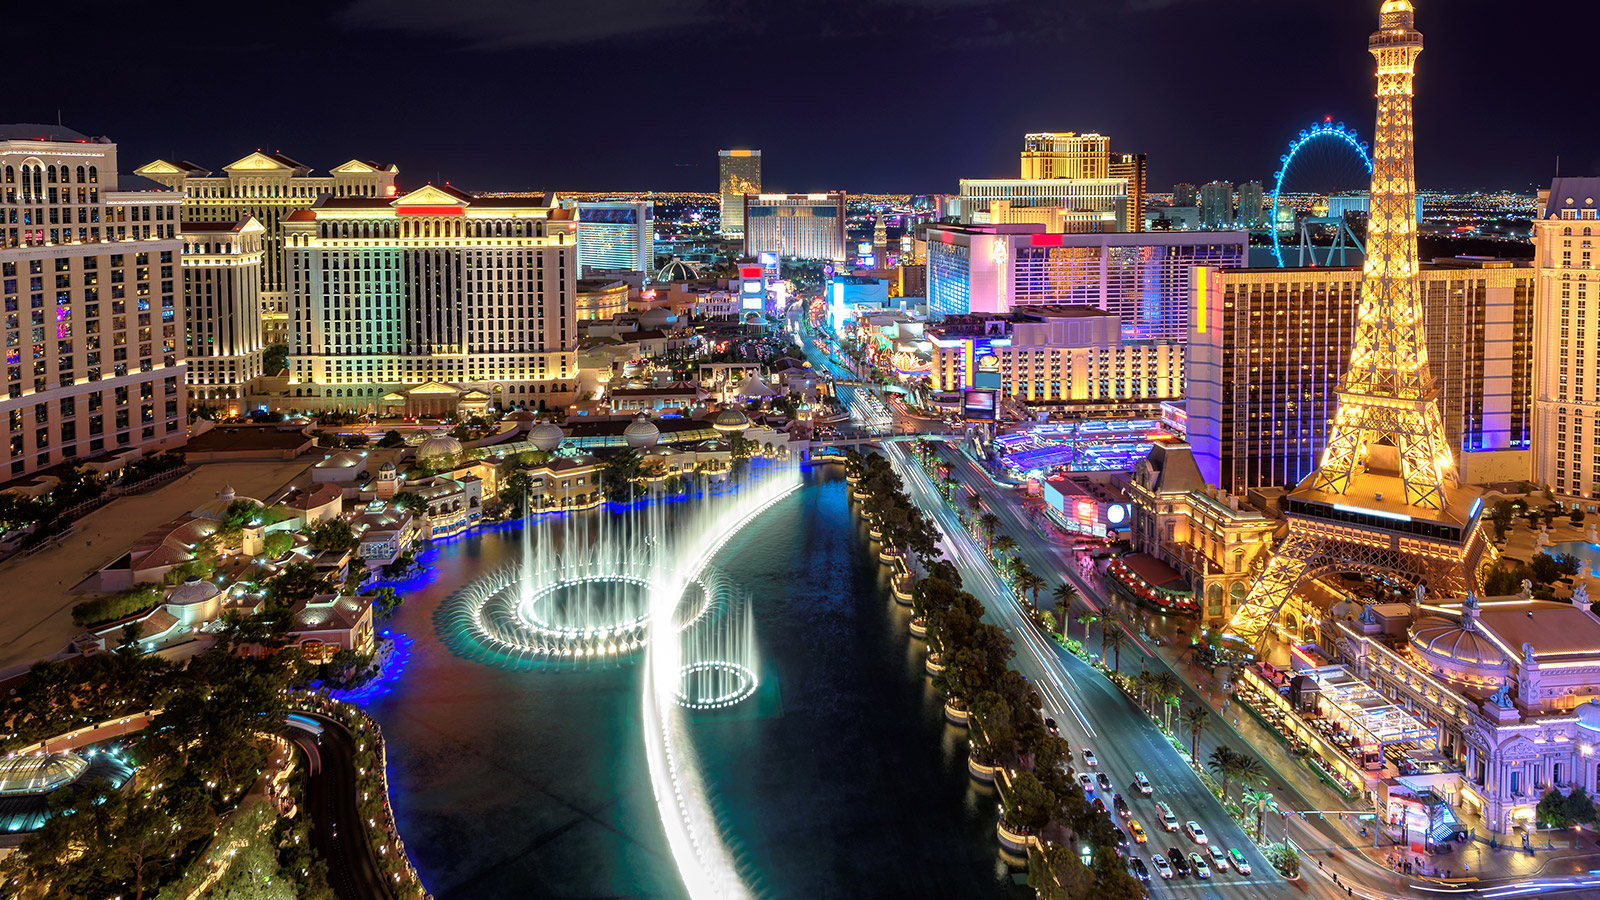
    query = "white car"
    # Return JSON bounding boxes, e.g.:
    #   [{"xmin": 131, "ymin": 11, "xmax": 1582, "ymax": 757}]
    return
[
  {"xmin": 1184, "ymin": 821, "xmax": 1208, "ymax": 845},
  {"xmin": 1151, "ymin": 854, "xmax": 1174, "ymax": 880},
  {"xmin": 1082, "ymin": 748, "xmax": 1098, "ymax": 766},
  {"xmin": 1228, "ymin": 848, "xmax": 1252, "ymax": 875},
  {"xmin": 1133, "ymin": 771, "xmax": 1153, "ymax": 796},
  {"xmin": 1079, "ymin": 773, "xmax": 1096, "ymax": 794},
  {"xmin": 1189, "ymin": 852, "xmax": 1211, "ymax": 879},
  {"xmin": 1207, "ymin": 845, "xmax": 1229, "ymax": 872}
]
